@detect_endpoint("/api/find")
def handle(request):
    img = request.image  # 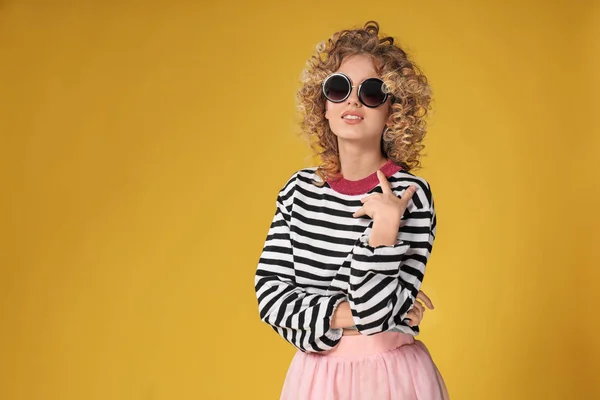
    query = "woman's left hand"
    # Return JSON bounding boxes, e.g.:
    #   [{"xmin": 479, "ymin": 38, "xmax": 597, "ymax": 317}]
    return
[
  {"xmin": 405, "ymin": 290, "xmax": 435, "ymax": 327},
  {"xmin": 352, "ymin": 170, "xmax": 416, "ymax": 222},
  {"xmin": 353, "ymin": 170, "xmax": 416, "ymax": 246}
]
